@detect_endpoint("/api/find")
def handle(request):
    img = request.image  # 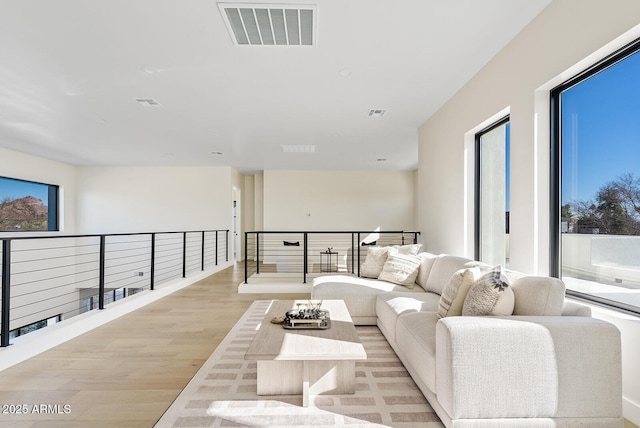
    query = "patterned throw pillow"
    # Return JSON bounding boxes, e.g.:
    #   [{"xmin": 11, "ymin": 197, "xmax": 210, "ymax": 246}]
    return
[
  {"xmin": 437, "ymin": 267, "xmax": 482, "ymax": 318},
  {"xmin": 462, "ymin": 266, "xmax": 515, "ymax": 316},
  {"xmin": 361, "ymin": 246, "xmax": 392, "ymax": 278},
  {"xmin": 378, "ymin": 251, "xmax": 422, "ymax": 288}
]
